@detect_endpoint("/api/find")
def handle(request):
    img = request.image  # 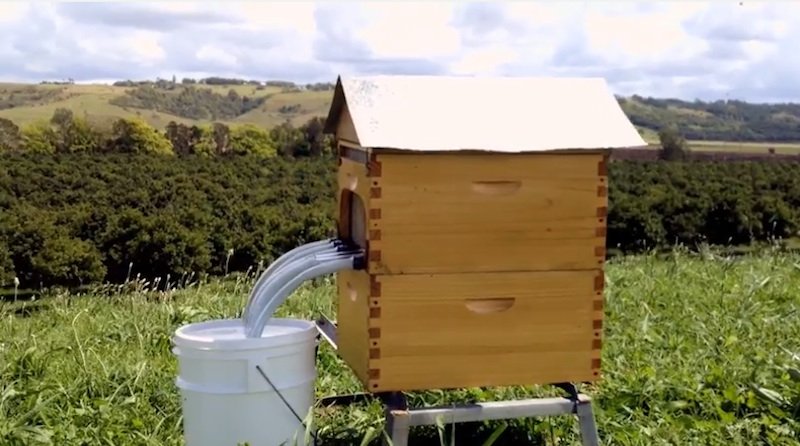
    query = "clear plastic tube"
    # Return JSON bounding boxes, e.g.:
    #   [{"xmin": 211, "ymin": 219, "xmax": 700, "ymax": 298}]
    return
[
  {"xmin": 245, "ymin": 254, "xmax": 358, "ymax": 338},
  {"xmin": 243, "ymin": 248, "xmax": 362, "ymax": 328},
  {"xmin": 243, "ymin": 239, "xmax": 337, "ymax": 326},
  {"xmin": 248, "ymin": 239, "xmax": 334, "ymax": 305}
]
